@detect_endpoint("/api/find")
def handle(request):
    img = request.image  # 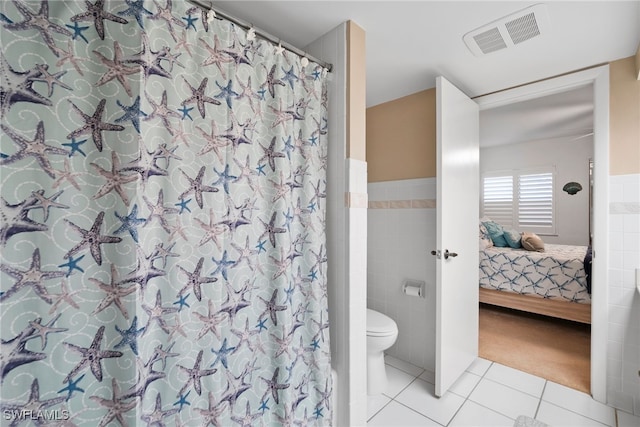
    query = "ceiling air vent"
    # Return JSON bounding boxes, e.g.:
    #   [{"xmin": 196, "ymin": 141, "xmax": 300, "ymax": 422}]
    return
[{"xmin": 463, "ymin": 4, "xmax": 549, "ymax": 56}]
